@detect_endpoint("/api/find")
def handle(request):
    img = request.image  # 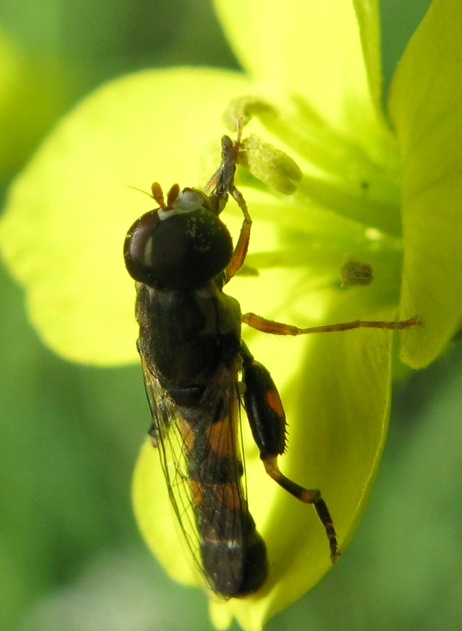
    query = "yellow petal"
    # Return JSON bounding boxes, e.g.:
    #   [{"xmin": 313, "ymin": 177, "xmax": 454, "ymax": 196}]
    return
[
  {"xmin": 0, "ymin": 67, "xmax": 252, "ymax": 364},
  {"xmin": 389, "ymin": 0, "xmax": 462, "ymax": 367},
  {"xmin": 214, "ymin": 0, "xmax": 385, "ymax": 146}
]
